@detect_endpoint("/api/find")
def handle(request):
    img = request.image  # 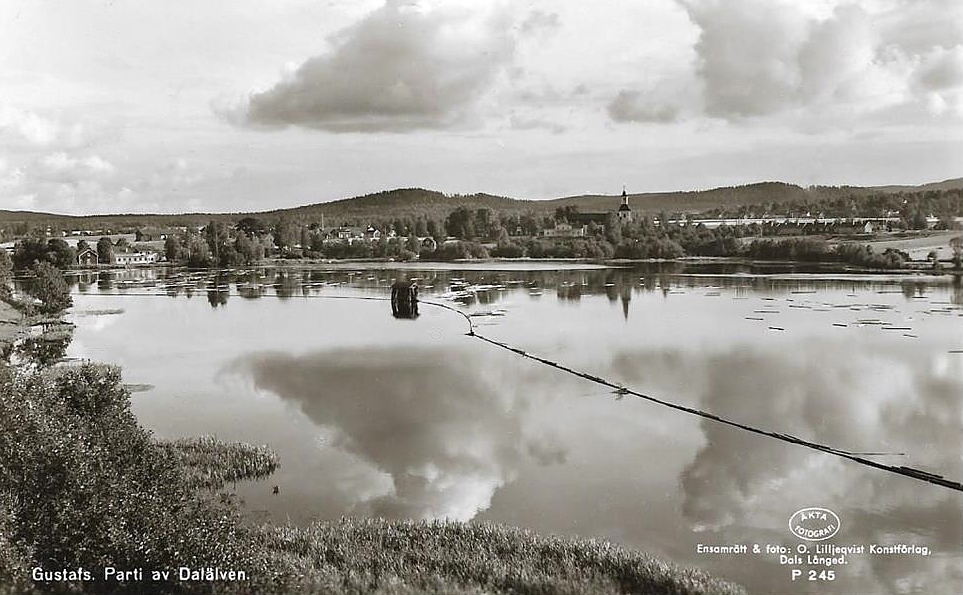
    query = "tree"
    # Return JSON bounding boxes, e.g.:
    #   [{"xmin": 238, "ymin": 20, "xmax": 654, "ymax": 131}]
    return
[
  {"xmin": 76, "ymin": 239, "xmax": 90, "ymax": 254},
  {"xmin": 414, "ymin": 217, "xmax": 428, "ymax": 237},
  {"xmin": 96, "ymin": 237, "xmax": 114, "ymax": 264},
  {"xmin": 236, "ymin": 217, "xmax": 265, "ymax": 236},
  {"xmin": 204, "ymin": 220, "xmax": 230, "ymax": 265},
  {"xmin": 234, "ymin": 232, "xmax": 263, "ymax": 265},
  {"xmin": 273, "ymin": 217, "xmax": 298, "ymax": 252},
  {"xmin": 951, "ymin": 236, "xmax": 963, "ymax": 269},
  {"xmin": 12, "ymin": 239, "xmax": 48, "ymax": 270},
  {"xmin": 0, "ymin": 250, "xmax": 12, "ymax": 294},
  {"xmin": 406, "ymin": 233, "xmax": 421, "ymax": 255},
  {"xmin": 445, "ymin": 207, "xmax": 475, "ymax": 239},
  {"xmin": 186, "ymin": 236, "xmax": 211, "ymax": 268},
  {"xmin": 45, "ymin": 239, "xmax": 75, "ymax": 269},
  {"xmin": 27, "ymin": 262, "xmax": 73, "ymax": 315},
  {"xmin": 426, "ymin": 218, "xmax": 441, "ymax": 239},
  {"xmin": 164, "ymin": 236, "xmax": 184, "ymax": 263}
]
